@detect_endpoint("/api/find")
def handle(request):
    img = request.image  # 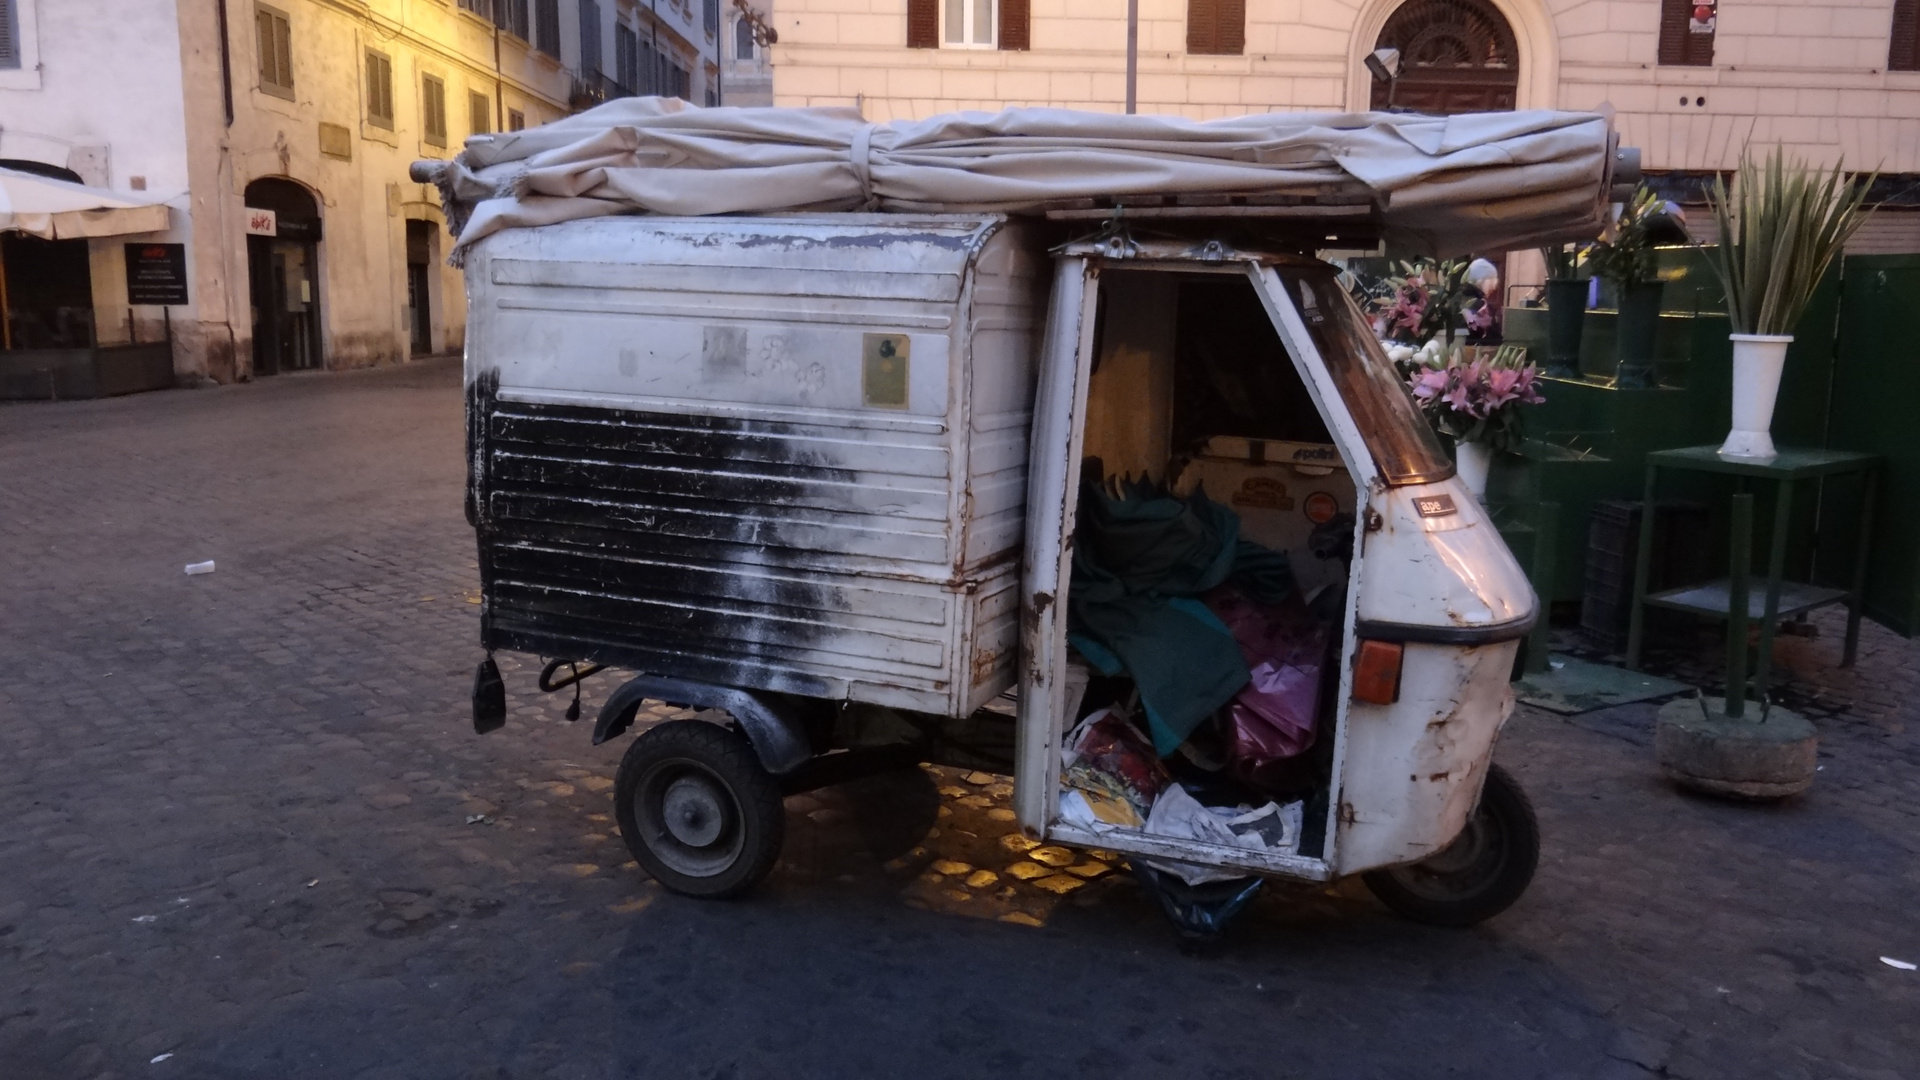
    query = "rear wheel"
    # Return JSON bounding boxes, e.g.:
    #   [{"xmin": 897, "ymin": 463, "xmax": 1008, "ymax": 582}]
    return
[
  {"xmin": 614, "ymin": 719, "xmax": 785, "ymax": 898},
  {"xmin": 1362, "ymin": 763, "xmax": 1539, "ymax": 927}
]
